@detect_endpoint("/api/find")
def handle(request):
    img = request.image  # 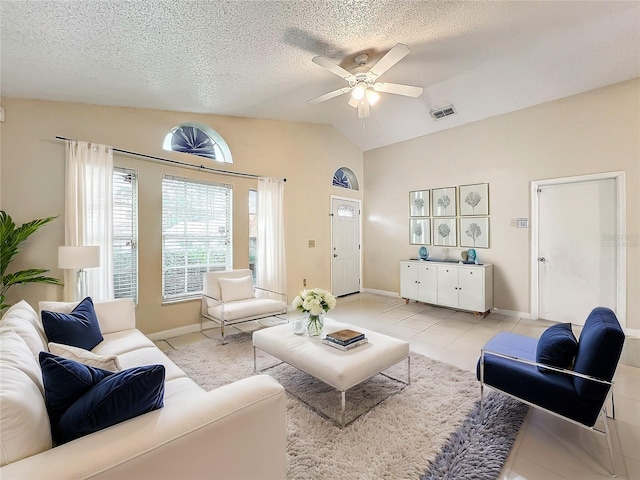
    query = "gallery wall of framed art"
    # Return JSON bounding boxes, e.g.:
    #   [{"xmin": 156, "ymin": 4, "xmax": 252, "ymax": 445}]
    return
[{"xmin": 407, "ymin": 182, "xmax": 490, "ymax": 248}]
